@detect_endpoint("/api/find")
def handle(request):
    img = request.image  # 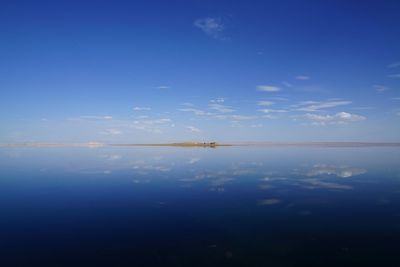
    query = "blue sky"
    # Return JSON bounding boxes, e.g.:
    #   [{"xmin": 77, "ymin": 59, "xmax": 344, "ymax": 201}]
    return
[{"xmin": 1, "ymin": 0, "xmax": 400, "ymax": 143}]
